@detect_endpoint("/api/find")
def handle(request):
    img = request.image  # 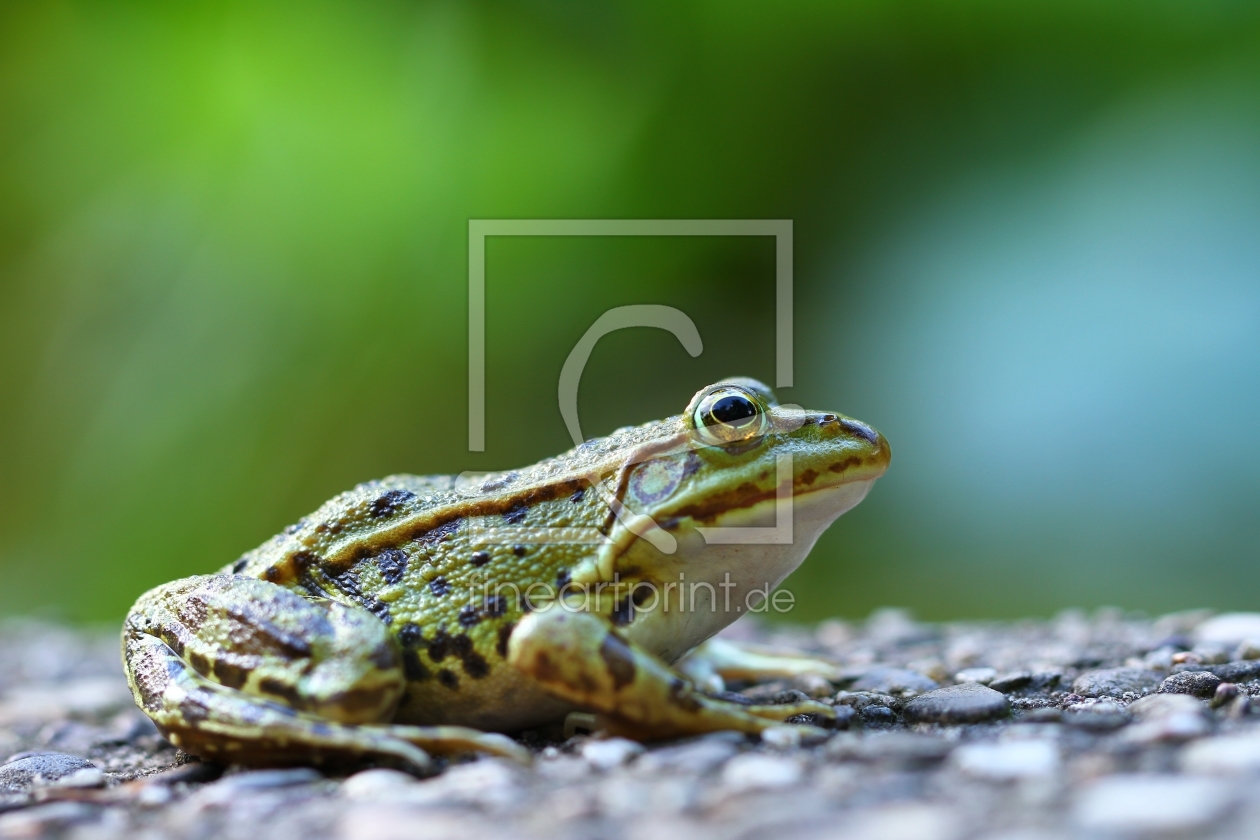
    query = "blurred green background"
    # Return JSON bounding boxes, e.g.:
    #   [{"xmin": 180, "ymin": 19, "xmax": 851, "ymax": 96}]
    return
[{"xmin": 2, "ymin": 1, "xmax": 1259, "ymax": 624}]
